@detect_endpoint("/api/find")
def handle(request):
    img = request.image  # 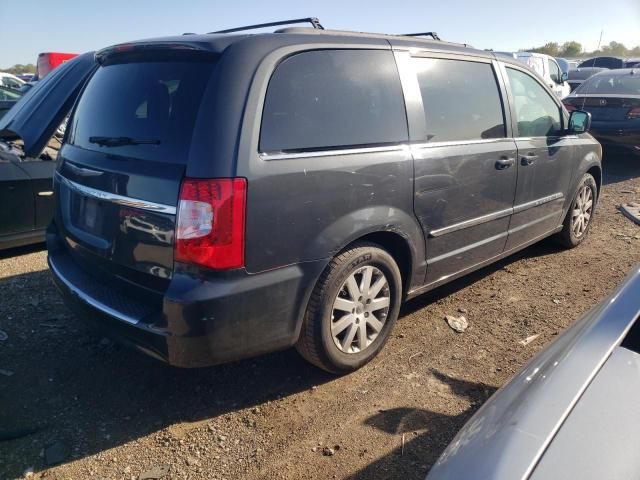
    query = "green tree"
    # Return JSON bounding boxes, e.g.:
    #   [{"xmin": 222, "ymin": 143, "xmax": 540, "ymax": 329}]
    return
[
  {"xmin": 2, "ymin": 64, "xmax": 36, "ymax": 75},
  {"xmin": 521, "ymin": 40, "xmax": 640, "ymax": 59},
  {"xmin": 529, "ymin": 42, "xmax": 560, "ymax": 56},
  {"xmin": 560, "ymin": 41, "xmax": 582, "ymax": 57},
  {"xmin": 600, "ymin": 41, "xmax": 628, "ymax": 57}
]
